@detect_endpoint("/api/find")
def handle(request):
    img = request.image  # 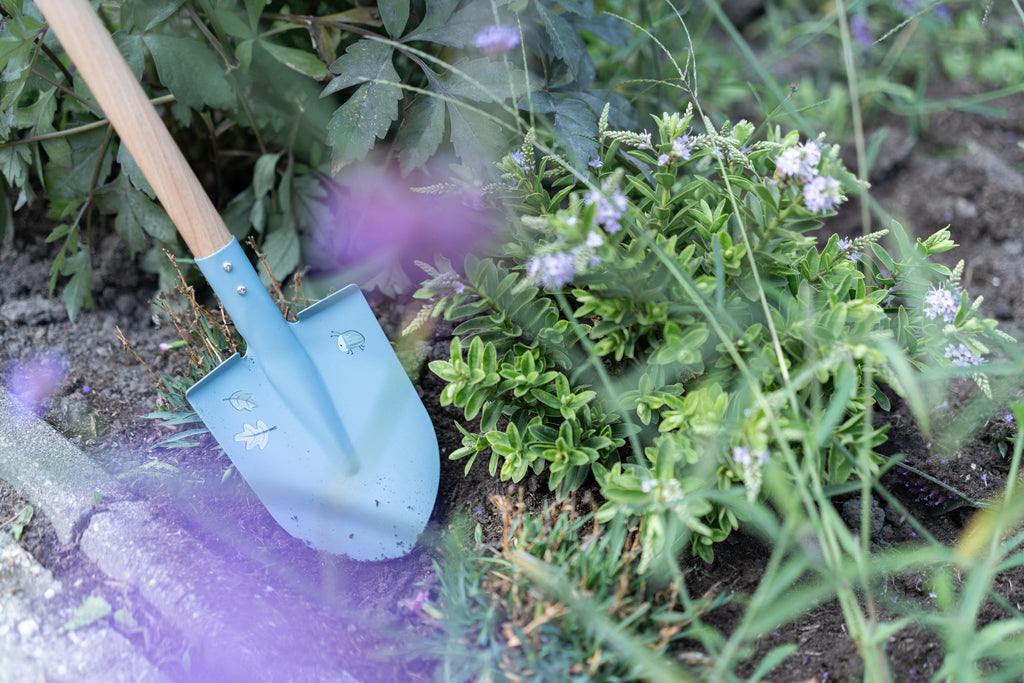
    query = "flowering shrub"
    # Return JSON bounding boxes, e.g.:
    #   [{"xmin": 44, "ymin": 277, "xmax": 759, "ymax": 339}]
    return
[{"xmin": 413, "ymin": 104, "xmax": 1010, "ymax": 564}]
